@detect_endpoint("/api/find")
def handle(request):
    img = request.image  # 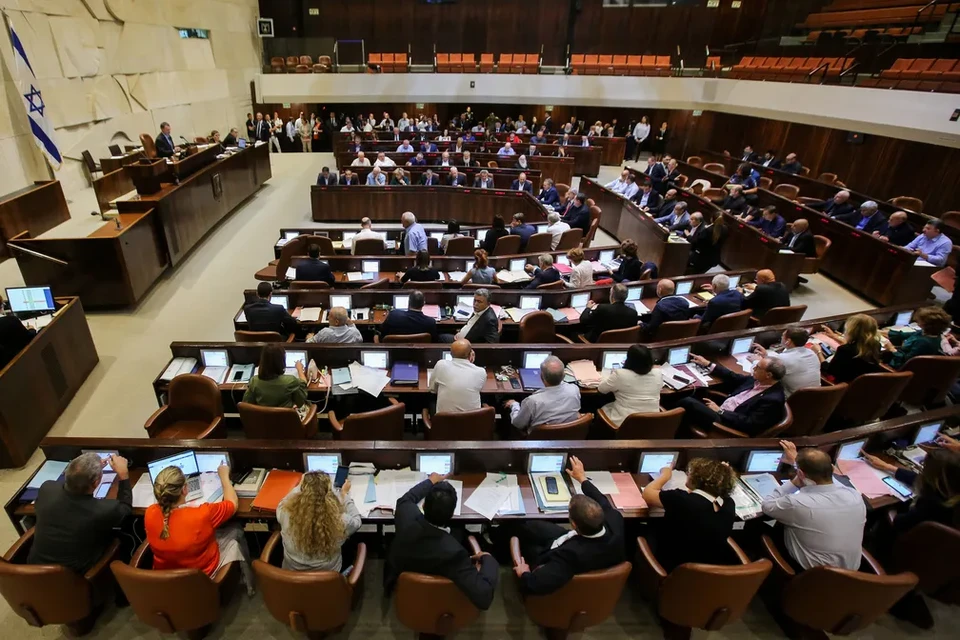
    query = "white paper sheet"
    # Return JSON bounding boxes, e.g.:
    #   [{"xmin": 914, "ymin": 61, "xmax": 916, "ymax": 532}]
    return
[
  {"xmin": 132, "ymin": 473, "xmax": 157, "ymax": 507},
  {"xmin": 299, "ymin": 307, "xmax": 323, "ymax": 322},
  {"xmin": 464, "ymin": 484, "xmax": 512, "ymax": 520},
  {"xmin": 348, "ymin": 362, "xmax": 391, "ymax": 397},
  {"xmin": 285, "ymin": 266, "xmax": 297, "ymax": 279},
  {"xmin": 447, "ymin": 271, "xmax": 467, "ymax": 281},
  {"xmin": 573, "ymin": 471, "xmax": 621, "ymax": 495}
]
